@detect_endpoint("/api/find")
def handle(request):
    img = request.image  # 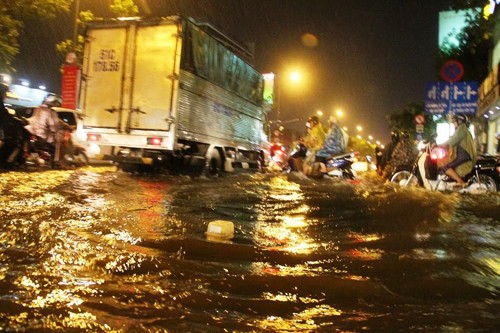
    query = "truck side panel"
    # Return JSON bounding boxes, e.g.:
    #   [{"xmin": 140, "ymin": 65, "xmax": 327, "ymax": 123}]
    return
[{"xmin": 177, "ymin": 70, "xmax": 263, "ymax": 149}]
